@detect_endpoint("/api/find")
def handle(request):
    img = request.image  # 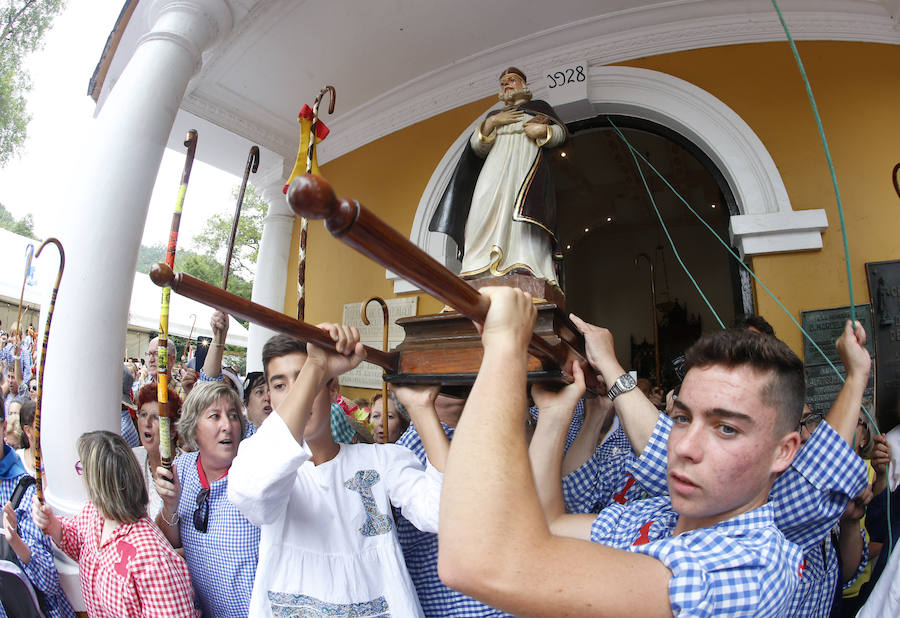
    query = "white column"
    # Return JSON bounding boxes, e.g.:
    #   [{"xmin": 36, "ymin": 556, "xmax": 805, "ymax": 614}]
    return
[
  {"xmin": 247, "ymin": 168, "xmax": 294, "ymax": 372},
  {"xmin": 41, "ymin": 0, "xmax": 233, "ymax": 515}
]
